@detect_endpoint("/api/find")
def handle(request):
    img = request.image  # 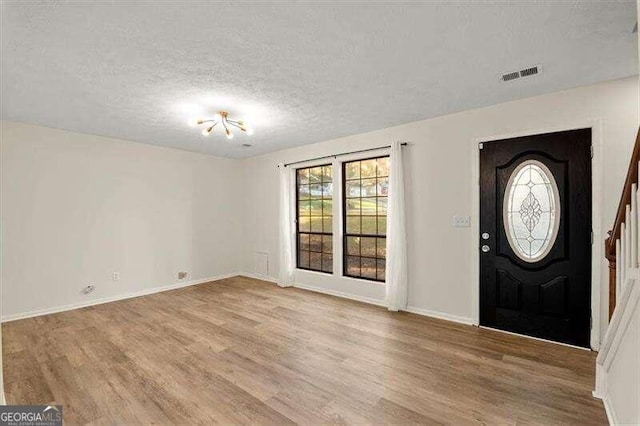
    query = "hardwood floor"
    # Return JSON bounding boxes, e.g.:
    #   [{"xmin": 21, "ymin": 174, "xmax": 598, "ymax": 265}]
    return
[{"xmin": 3, "ymin": 276, "xmax": 606, "ymax": 425}]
